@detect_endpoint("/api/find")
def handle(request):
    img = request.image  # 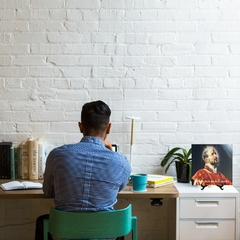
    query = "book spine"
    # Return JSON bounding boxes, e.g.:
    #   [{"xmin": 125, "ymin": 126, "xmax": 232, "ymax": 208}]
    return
[
  {"xmin": 14, "ymin": 146, "xmax": 19, "ymax": 179},
  {"xmin": 21, "ymin": 142, "xmax": 29, "ymax": 179},
  {"xmin": 148, "ymin": 179, "xmax": 174, "ymax": 185},
  {"xmin": 0, "ymin": 142, "xmax": 12, "ymax": 179},
  {"xmin": 17, "ymin": 147, "xmax": 22, "ymax": 179},
  {"xmin": 10, "ymin": 147, "xmax": 15, "ymax": 179},
  {"xmin": 28, "ymin": 140, "xmax": 39, "ymax": 180},
  {"xmin": 38, "ymin": 143, "xmax": 46, "ymax": 179}
]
